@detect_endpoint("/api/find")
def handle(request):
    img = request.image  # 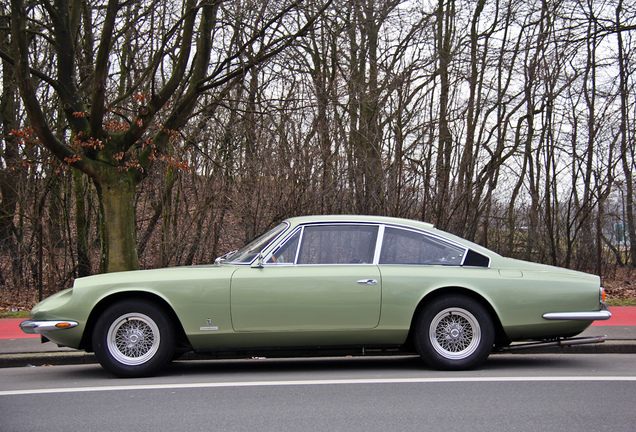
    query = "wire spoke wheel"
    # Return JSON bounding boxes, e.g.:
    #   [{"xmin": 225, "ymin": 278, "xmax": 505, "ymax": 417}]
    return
[
  {"xmin": 107, "ymin": 313, "xmax": 160, "ymax": 366},
  {"xmin": 430, "ymin": 308, "xmax": 481, "ymax": 360},
  {"xmin": 93, "ymin": 300, "xmax": 175, "ymax": 377},
  {"xmin": 415, "ymin": 295, "xmax": 494, "ymax": 370}
]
